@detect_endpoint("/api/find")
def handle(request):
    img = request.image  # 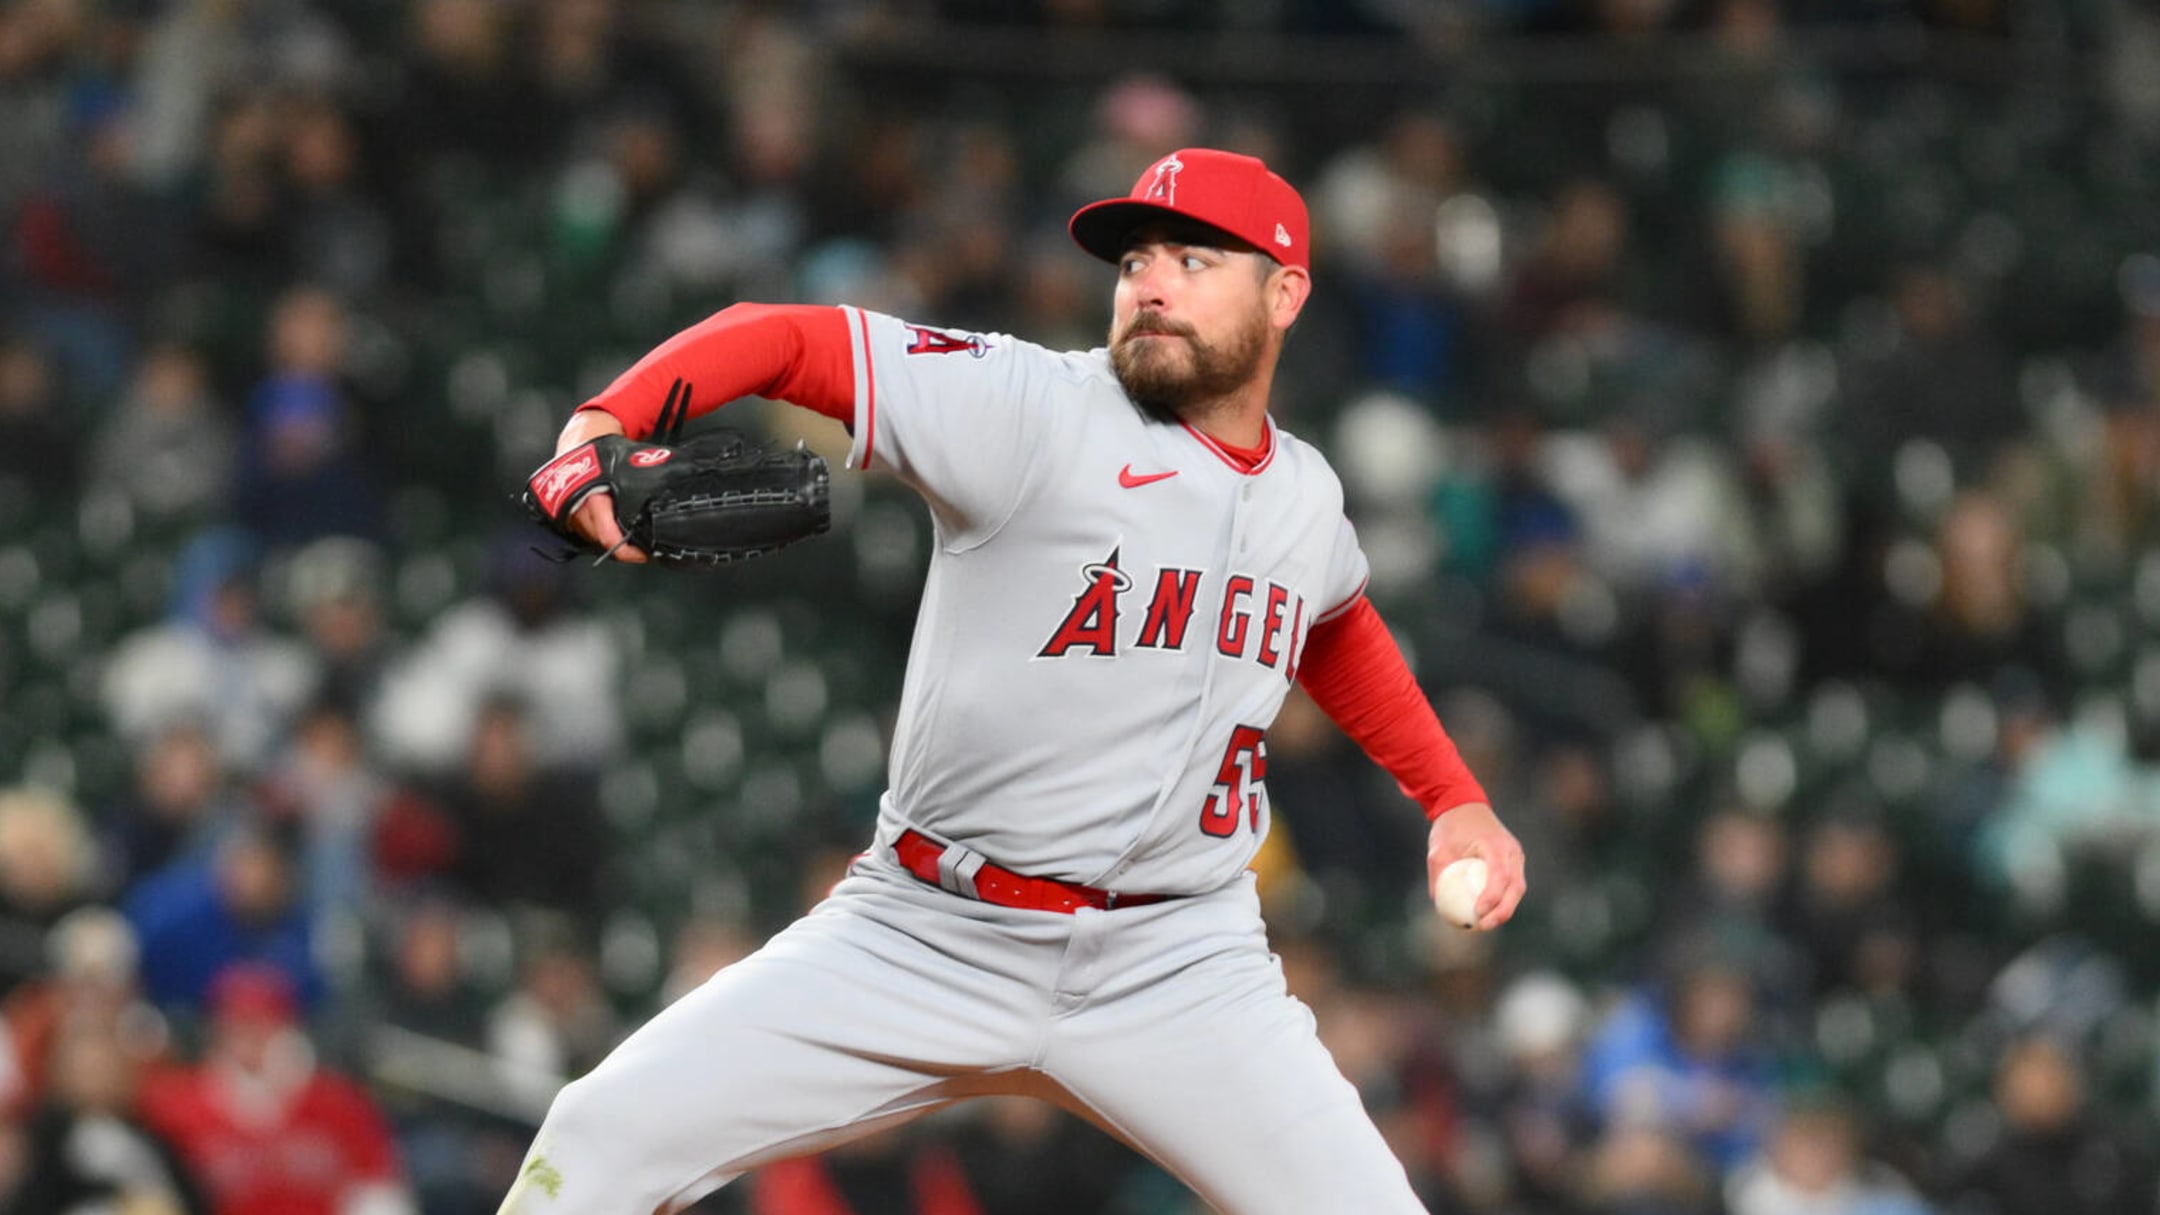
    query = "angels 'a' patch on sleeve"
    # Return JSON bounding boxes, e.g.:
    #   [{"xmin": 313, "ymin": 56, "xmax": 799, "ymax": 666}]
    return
[{"xmin": 903, "ymin": 324, "xmax": 994, "ymax": 359}]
